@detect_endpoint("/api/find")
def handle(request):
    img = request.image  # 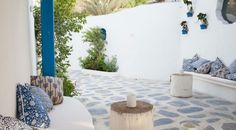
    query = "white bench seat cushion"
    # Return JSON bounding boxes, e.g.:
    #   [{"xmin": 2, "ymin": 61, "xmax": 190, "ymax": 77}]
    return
[{"xmin": 47, "ymin": 97, "xmax": 94, "ymax": 130}]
